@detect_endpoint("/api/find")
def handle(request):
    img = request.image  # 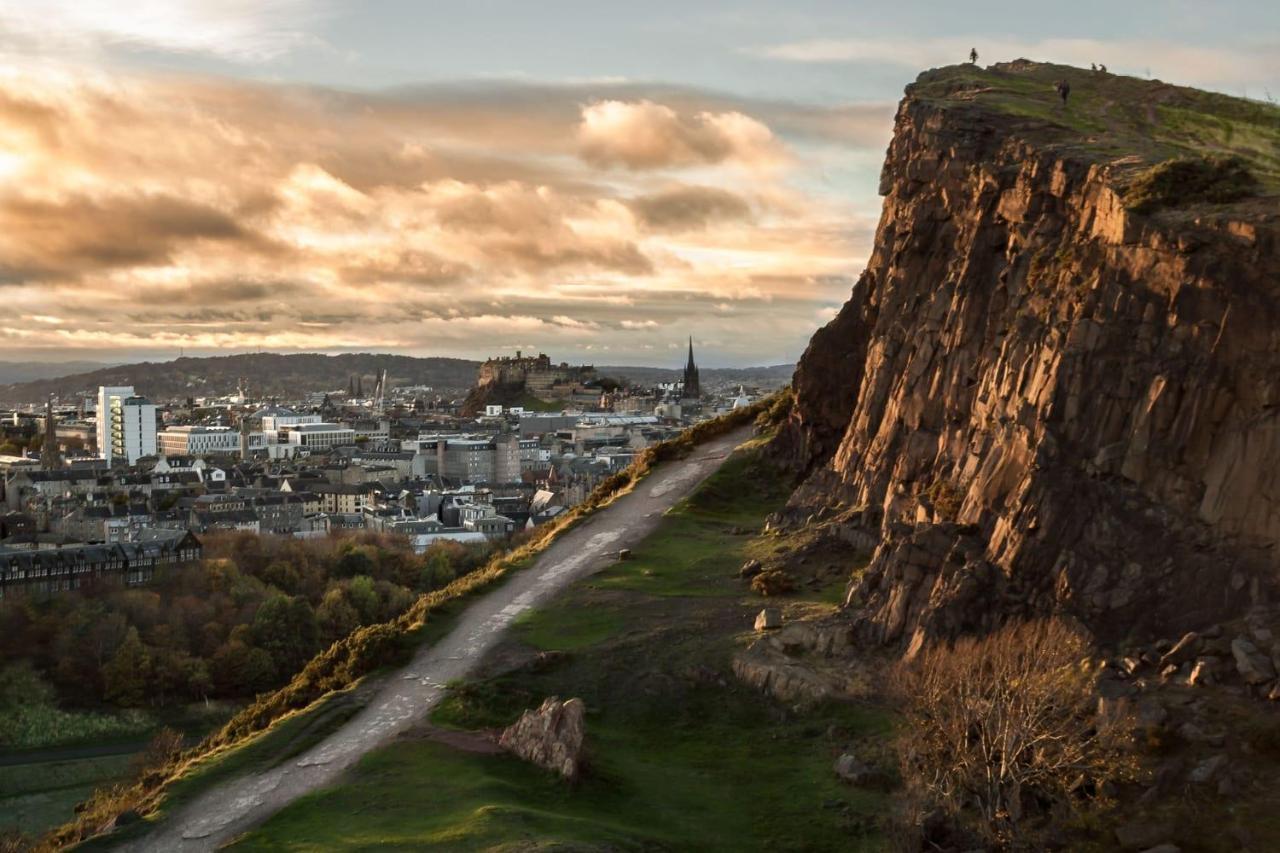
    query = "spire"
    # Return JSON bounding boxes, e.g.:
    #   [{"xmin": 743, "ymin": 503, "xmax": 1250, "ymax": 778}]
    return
[
  {"xmin": 682, "ymin": 335, "xmax": 701, "ymax": 400},
  {"xmin": 41, "ymin": 396, "xmax": 62, "ymax": 470}
]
